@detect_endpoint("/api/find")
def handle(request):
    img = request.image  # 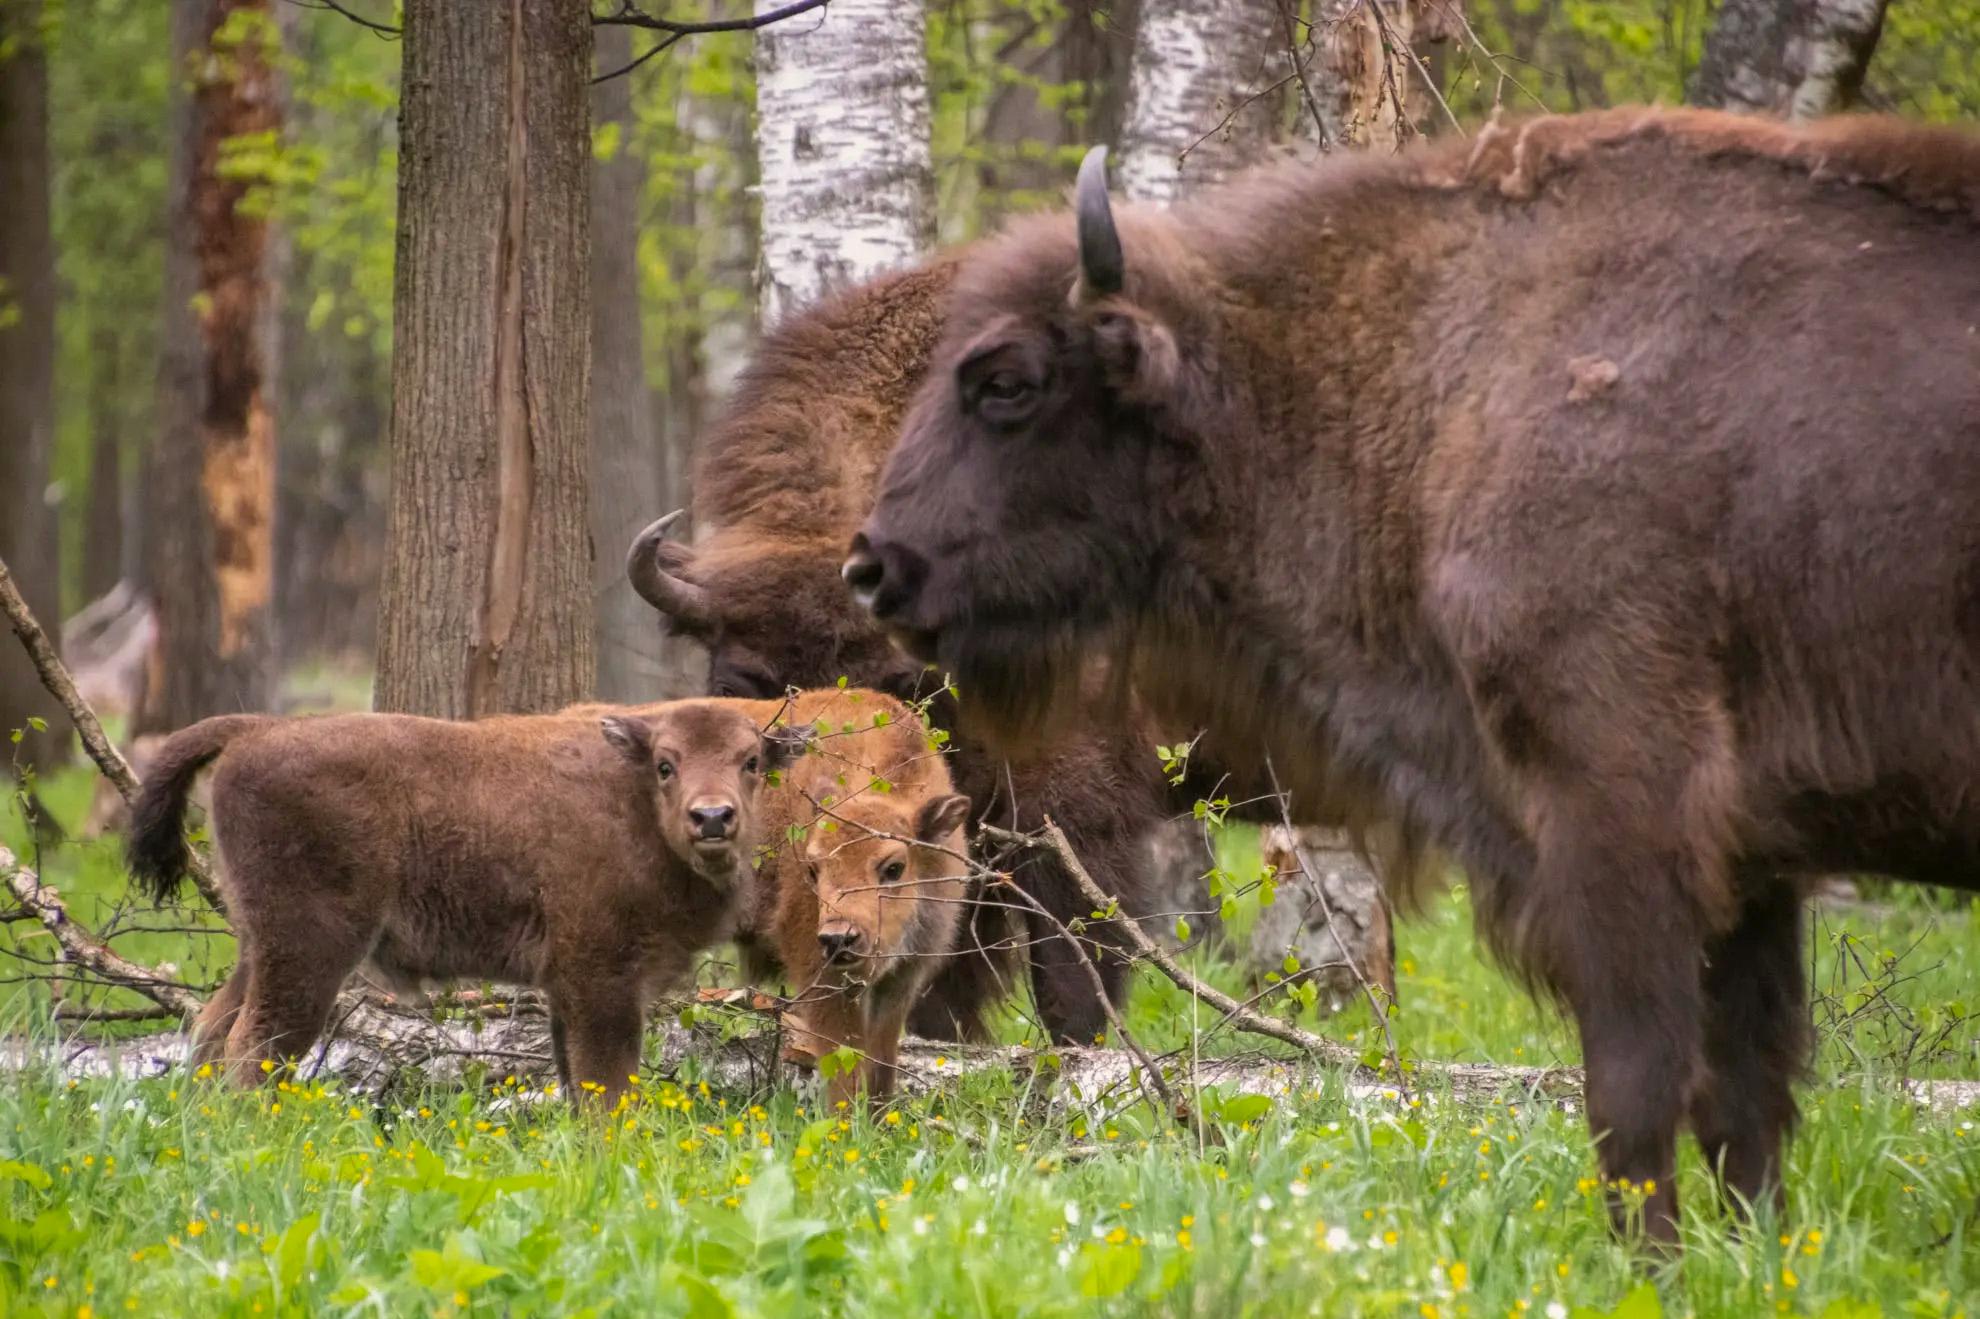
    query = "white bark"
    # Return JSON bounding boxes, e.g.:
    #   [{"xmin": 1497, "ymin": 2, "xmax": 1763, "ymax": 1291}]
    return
[
  {"xmin": 752, "ymin": 0, "xmax": 933, "ymax": 327},
  {"xmin": 1115, "ymin": 0, "xmax": 1283, "ymax": 204},
  {"xmin": 1690, "ymin": 0, "xmax": 1890, "ymax": 121}
]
